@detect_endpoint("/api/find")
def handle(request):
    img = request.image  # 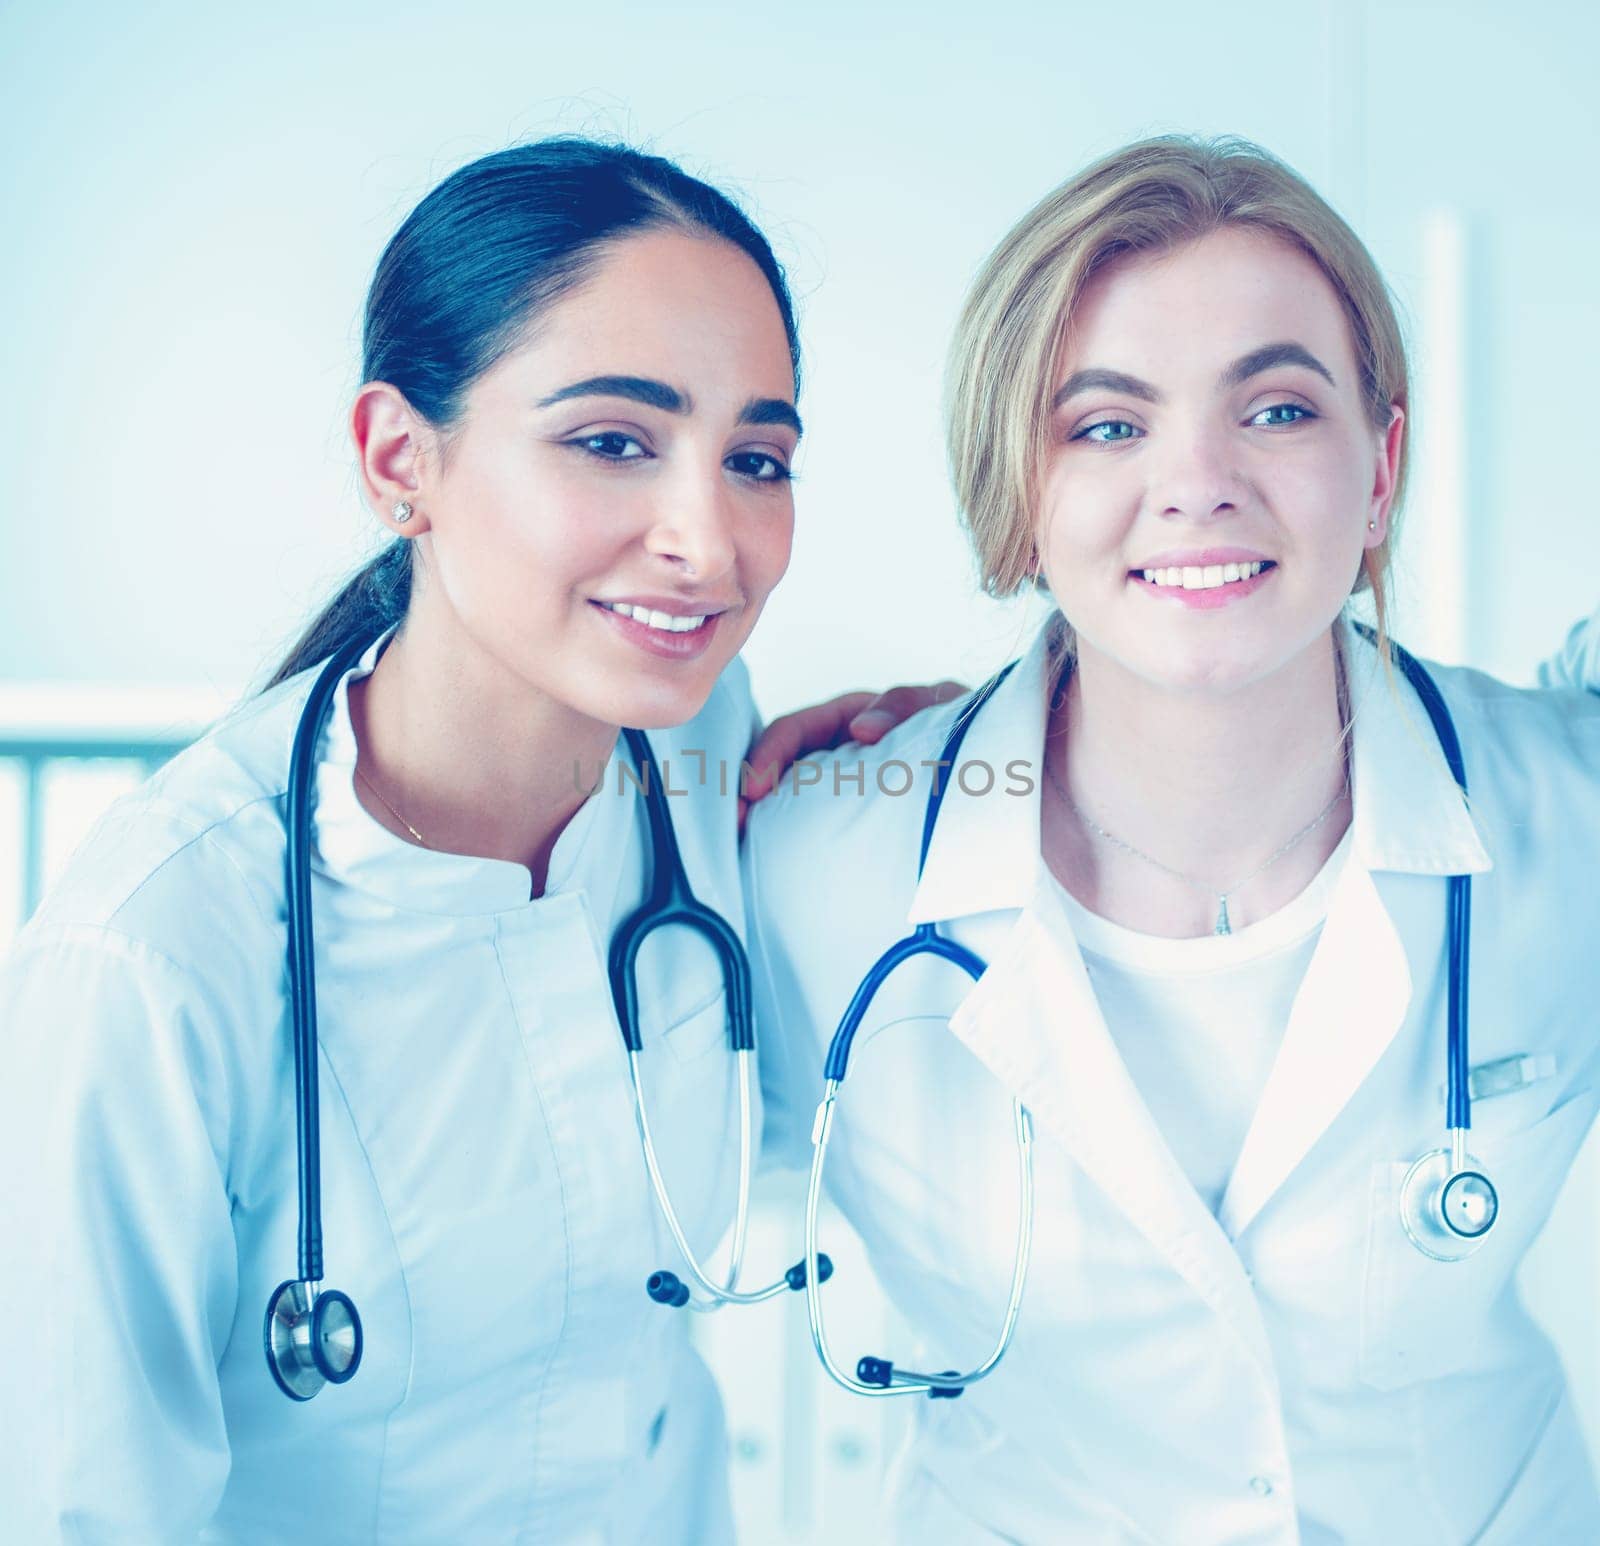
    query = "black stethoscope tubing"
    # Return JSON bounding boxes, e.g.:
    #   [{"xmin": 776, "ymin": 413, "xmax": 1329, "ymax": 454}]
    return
[{"xmin": 266, "ymin": 630, "xmax": 822, "ymax": 1399}]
